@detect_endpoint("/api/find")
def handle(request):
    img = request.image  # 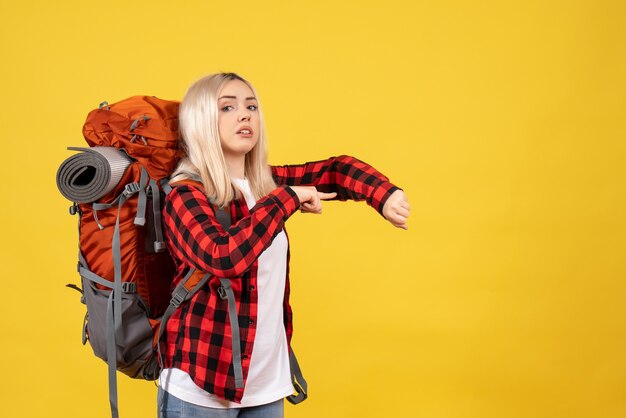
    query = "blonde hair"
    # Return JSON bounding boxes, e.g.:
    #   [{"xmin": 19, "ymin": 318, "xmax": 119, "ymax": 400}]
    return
[{"xmin": 170, "ymin": 72, "xmax": 277, "ymax": 207}]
